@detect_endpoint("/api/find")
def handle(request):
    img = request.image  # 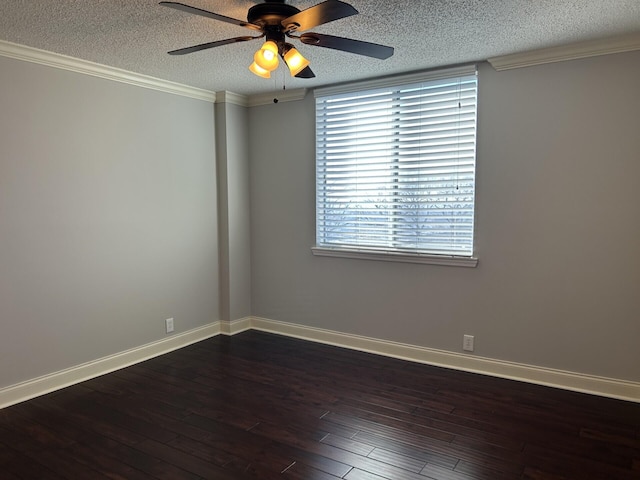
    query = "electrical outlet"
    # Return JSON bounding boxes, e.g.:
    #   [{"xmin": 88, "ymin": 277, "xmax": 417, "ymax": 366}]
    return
[
  {"xmin": 463, "ymin": 334, "xmax": 474, "ymax": 352},
  {"xmin": 165, "ymin": 318, "xmax": 174, "ymax": 334}
]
